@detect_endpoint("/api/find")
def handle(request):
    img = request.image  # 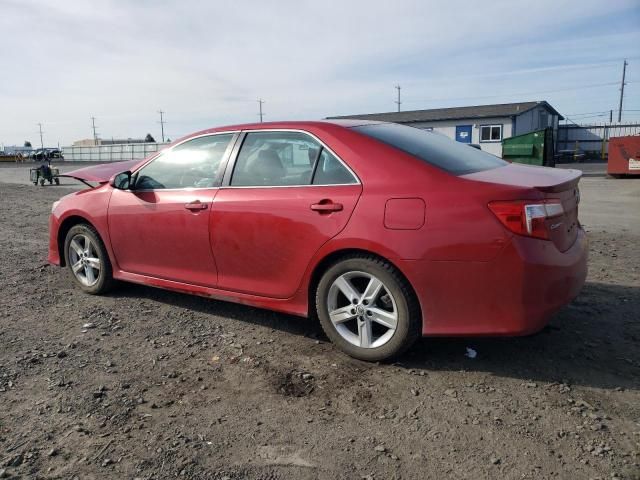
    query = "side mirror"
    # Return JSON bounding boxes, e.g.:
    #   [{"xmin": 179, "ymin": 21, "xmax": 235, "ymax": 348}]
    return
[{"xmin": 110, "ymin": 171, "xmax": 132, "ymax": 190}]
